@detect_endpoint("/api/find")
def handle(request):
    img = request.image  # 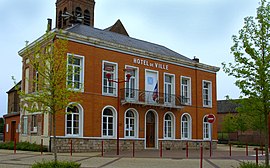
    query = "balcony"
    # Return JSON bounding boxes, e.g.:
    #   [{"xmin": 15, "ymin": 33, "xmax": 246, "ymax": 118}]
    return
[{"xmin": 120, "ymin": 88, "xmax": 186, "ymax": 109}]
